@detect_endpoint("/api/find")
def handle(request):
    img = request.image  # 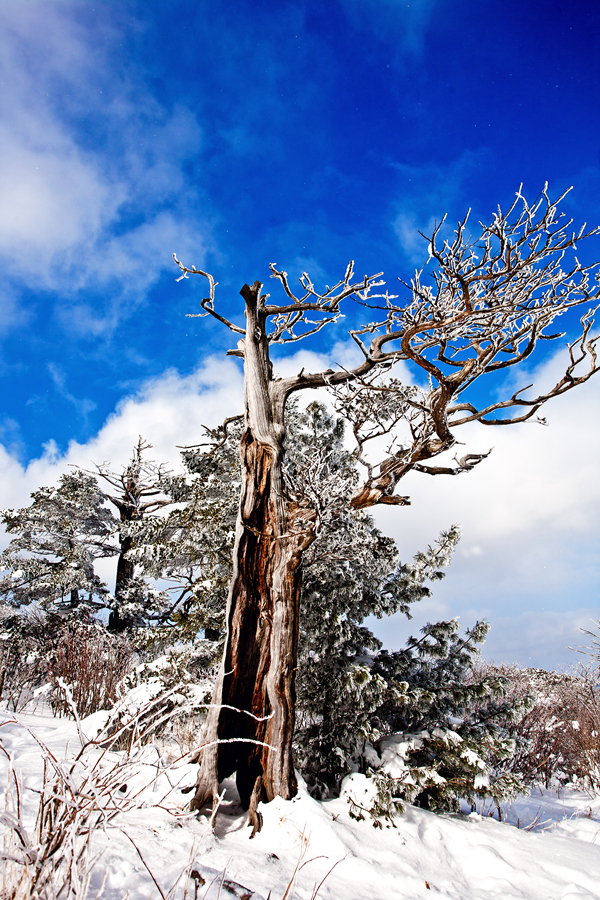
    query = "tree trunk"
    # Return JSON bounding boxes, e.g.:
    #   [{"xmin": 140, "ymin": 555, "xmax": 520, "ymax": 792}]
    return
[
  {"xmin": 115, "ymin": 531, "xmax": 135, "ymax": 603},
  {"xmin": 191, "ymin": 282, "xmax": 316, "ymax": 833},
  {"xmin": 114, "ymin": 503, "xmax": 140, "ymax": 630}
]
